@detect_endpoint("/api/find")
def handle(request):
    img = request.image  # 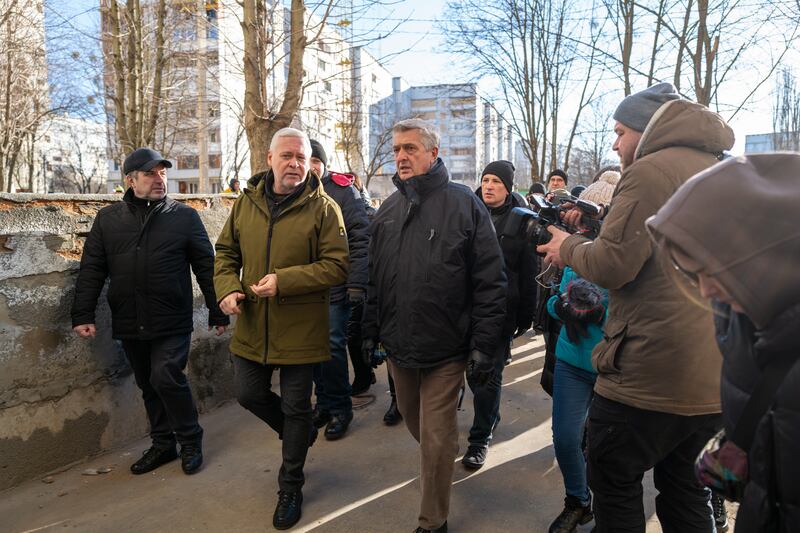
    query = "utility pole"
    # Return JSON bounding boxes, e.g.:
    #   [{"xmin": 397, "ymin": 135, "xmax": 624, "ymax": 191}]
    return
[{"xmin": 196, "ymin": 0, "xmax": 209, "ymax": 193}]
